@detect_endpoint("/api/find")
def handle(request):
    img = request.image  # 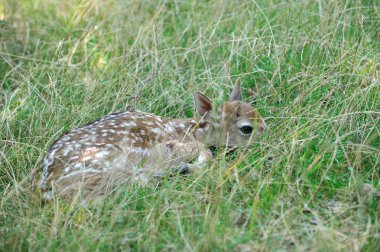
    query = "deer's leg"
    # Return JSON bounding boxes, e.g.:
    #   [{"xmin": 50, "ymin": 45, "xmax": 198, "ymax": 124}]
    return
[
  {"xmin": 148, "ymin": 140, "xmax": 212, "ymax": 176},
  {"xmin": 176, "ymin": 143, "xmax": 212, "ymax": 174},
  {"xmin": 164, "ymin": 140, "xmax": 212, "ymax": 174}
]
